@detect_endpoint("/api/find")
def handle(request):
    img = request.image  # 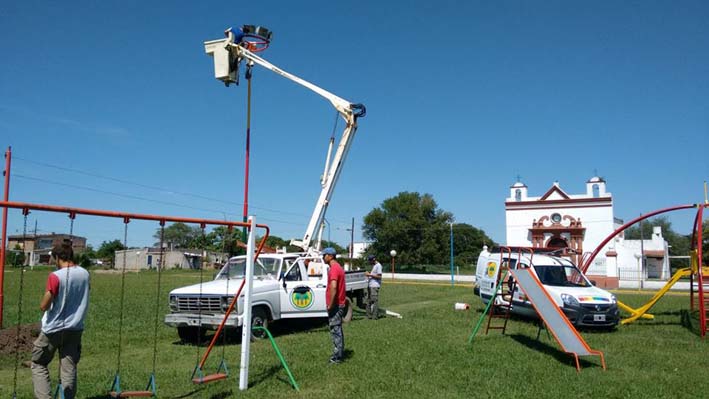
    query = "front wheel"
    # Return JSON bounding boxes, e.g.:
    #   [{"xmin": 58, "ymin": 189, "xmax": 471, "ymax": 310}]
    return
[
  {"xmin": 177, "ymin": 326, "xmax": 205, "ymax": 344},
  {"xmin": 251, "ymin": 307, "xmax": 270, "ymax": 340}
]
